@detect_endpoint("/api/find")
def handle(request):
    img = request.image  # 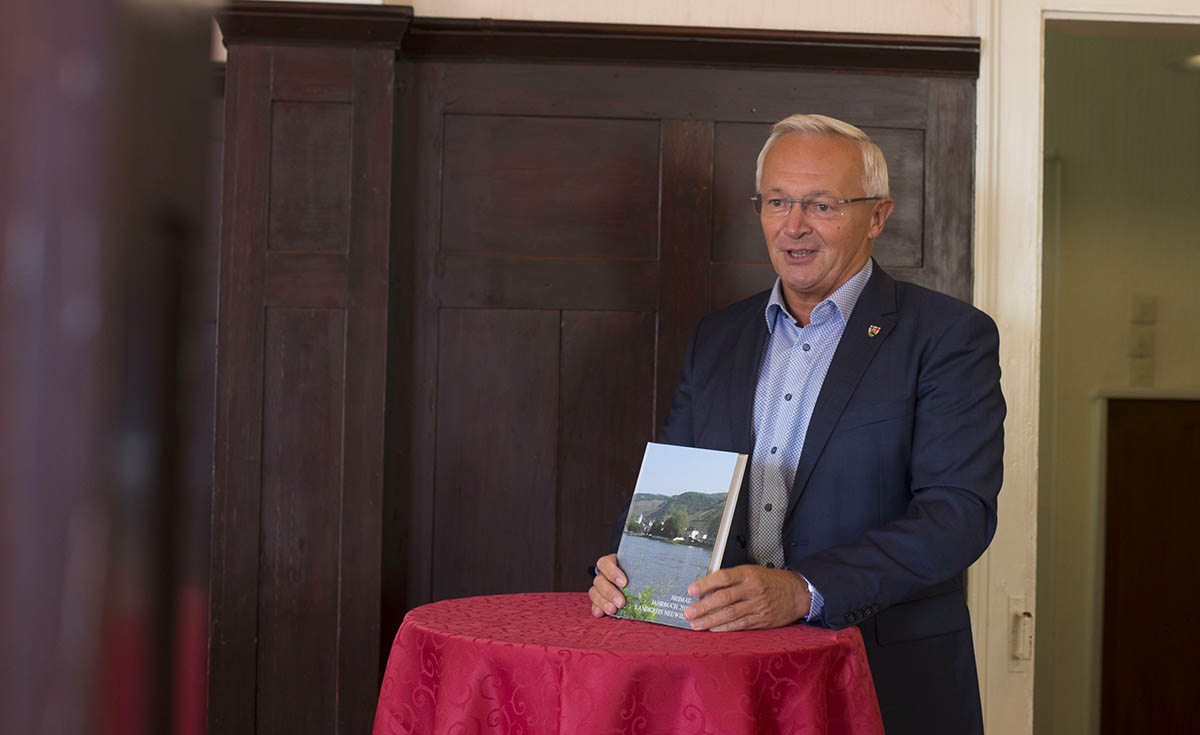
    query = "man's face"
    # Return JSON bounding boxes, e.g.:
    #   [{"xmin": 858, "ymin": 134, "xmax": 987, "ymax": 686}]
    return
[{"xmin": 759, "ymin": 134, "xmax": 893, "ymax": 320}]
